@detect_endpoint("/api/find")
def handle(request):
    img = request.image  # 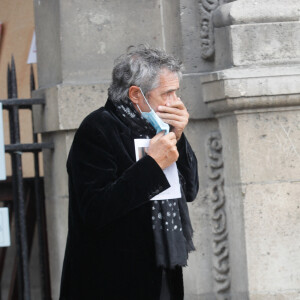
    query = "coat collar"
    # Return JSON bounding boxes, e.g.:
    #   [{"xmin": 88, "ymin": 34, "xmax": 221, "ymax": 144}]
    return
[{"xmin": 104, "ymin": 98, "xmax": 156, "ymax": 139}]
